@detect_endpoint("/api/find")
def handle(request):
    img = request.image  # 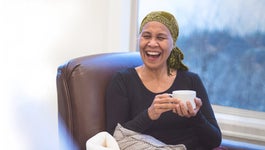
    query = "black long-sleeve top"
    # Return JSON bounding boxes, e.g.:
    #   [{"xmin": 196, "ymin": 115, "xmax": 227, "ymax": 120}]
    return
[{"xmin": 106, "ymin": 68, "xmax": 222, "ymax": 149}]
